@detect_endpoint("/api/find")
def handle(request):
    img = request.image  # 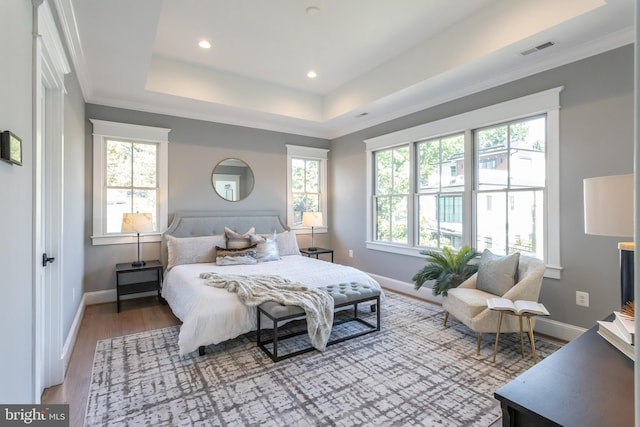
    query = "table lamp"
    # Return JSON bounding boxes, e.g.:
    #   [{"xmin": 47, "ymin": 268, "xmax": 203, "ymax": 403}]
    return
[
  {"xmin": 583, "ymin": 174, "xmax": 634, "ymax": 306},
  {"xmin": 302, "ymin": 212, "xmax": 323, "ymax": 251},
  {"xmin": 121, "ymin": 212, "xmax": 154, "ymax": 267}
]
